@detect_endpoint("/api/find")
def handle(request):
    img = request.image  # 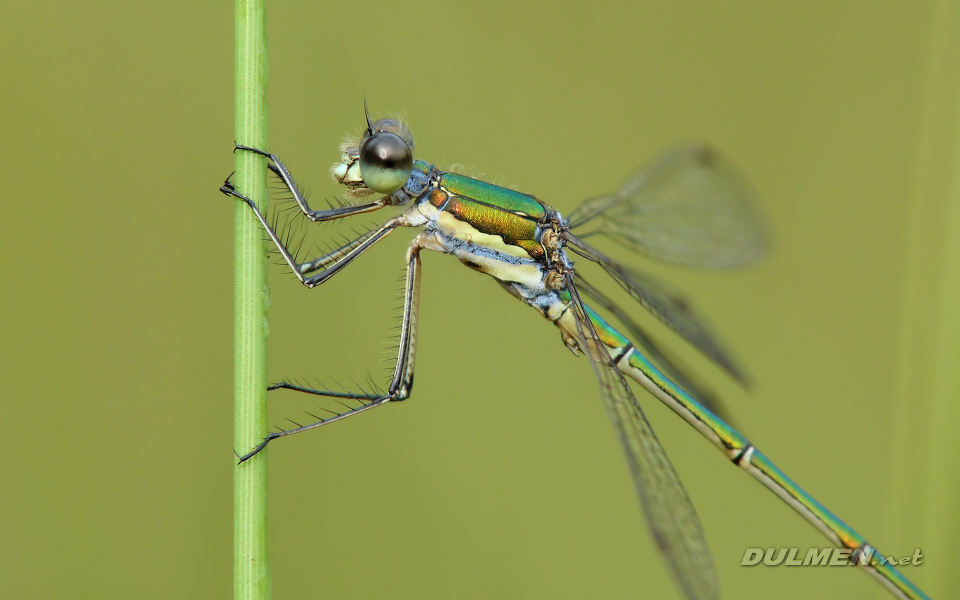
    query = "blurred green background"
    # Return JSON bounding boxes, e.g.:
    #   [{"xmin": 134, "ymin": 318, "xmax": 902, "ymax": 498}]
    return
[{"xmin": 2, "ymin": 1, "xmax": 958, "ymax": 598}]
